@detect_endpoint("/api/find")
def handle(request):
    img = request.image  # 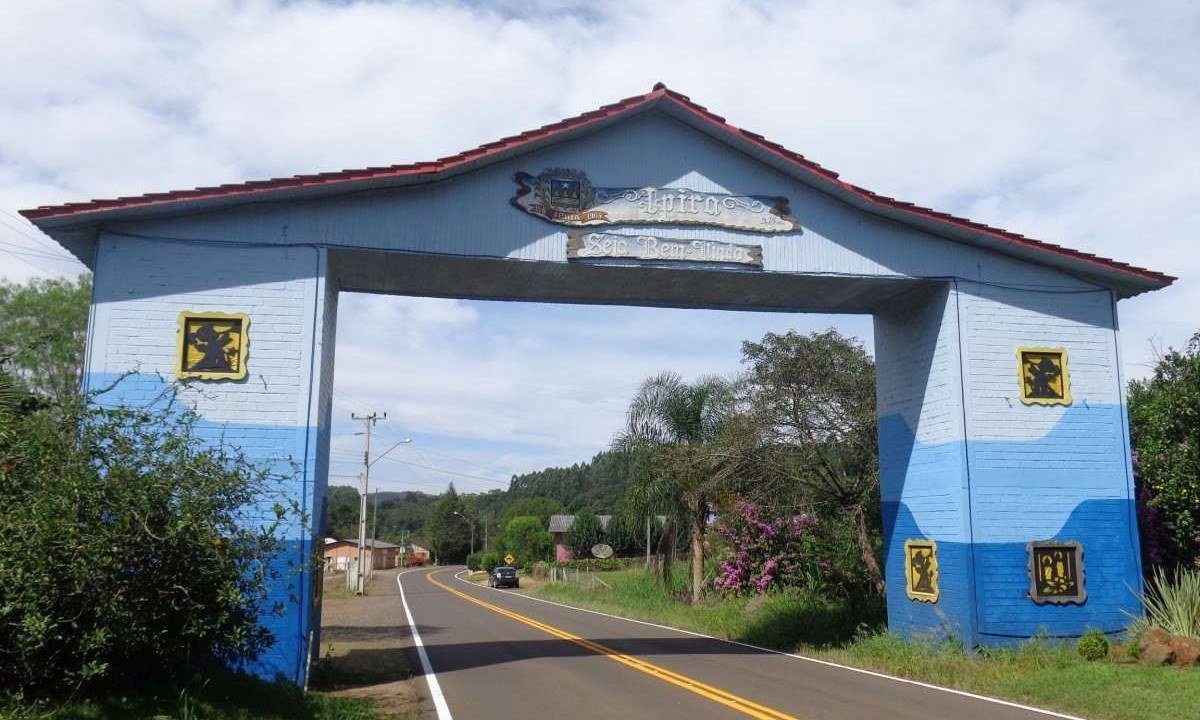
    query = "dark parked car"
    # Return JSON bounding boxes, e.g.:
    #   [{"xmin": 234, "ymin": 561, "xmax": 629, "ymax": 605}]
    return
[{"xmin": 488, "ymin": 566, "xmax": 519, "ymax": 589}]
